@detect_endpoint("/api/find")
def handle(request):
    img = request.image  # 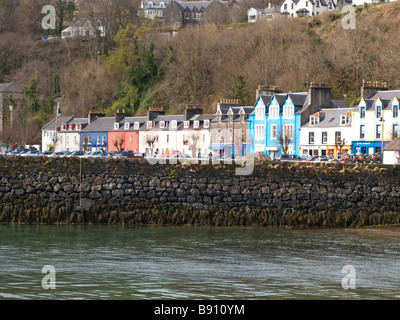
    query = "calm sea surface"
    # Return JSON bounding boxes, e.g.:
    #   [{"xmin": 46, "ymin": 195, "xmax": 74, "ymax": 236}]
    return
[{"xmin": 0, "ymin": 225, "xmax": 399, "ymax": 300}]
